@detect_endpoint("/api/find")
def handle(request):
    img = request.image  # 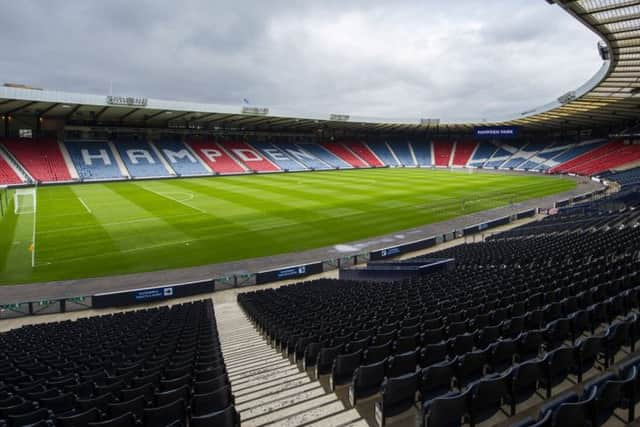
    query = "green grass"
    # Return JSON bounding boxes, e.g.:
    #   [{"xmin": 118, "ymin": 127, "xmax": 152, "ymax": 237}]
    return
[{"xmin": 0, "ymin": 169, "xmax": 576, "ymax": 285}]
